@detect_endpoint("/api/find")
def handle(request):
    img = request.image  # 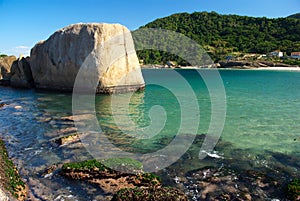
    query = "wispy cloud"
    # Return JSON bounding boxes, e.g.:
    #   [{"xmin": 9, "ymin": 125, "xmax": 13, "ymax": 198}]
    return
[
  {"xmin": 7, "ymin": 46, "xmax": 31, "ymax": 57},
  {"xmin": 15, "ymin": 46, "xmax": 30, "ymax": 49}
]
